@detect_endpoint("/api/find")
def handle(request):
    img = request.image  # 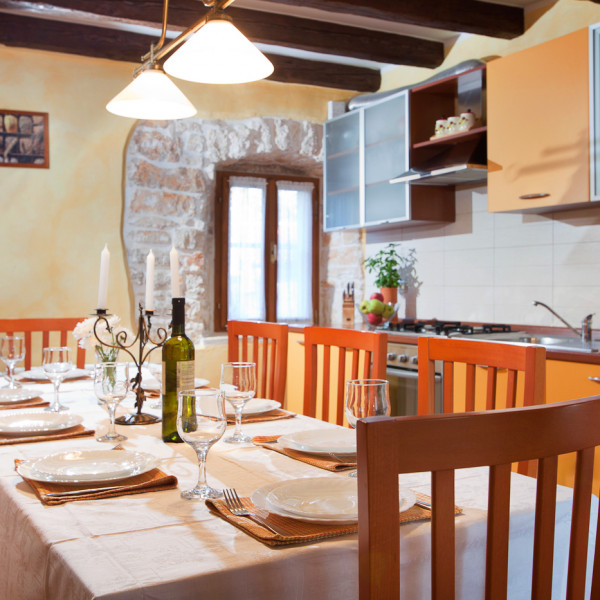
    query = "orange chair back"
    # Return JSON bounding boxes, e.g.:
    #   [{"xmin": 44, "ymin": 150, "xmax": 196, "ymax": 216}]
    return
[
  {"xmin": 227, "ymin": 320, "xmax": 288, "ymax": 404},
  {"xmin": 357, "ymin": 396, "xmax": 600, "ymax": 600},
  {"xmin": 0, "ymin": 318, "xmax": 87, "ymax": 369},
  {"xmin": 303, "ymin": 326, "xmax": 387, "ymax": 425}
]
